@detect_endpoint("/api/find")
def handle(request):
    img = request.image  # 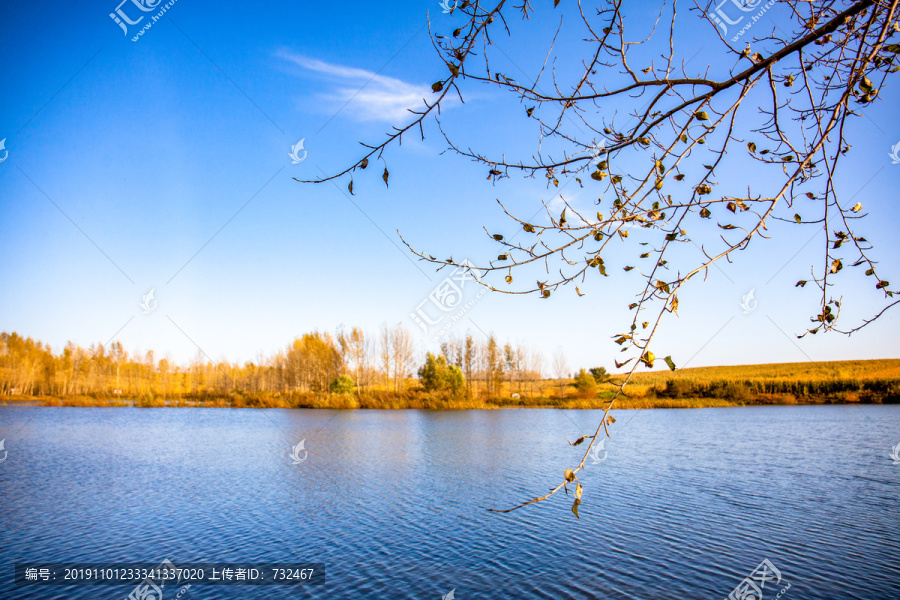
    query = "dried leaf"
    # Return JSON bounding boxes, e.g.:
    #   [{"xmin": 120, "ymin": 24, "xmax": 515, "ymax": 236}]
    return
[{"xmin": 830, "ymin": 259, "xmax": 843, "ymax": 274}]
